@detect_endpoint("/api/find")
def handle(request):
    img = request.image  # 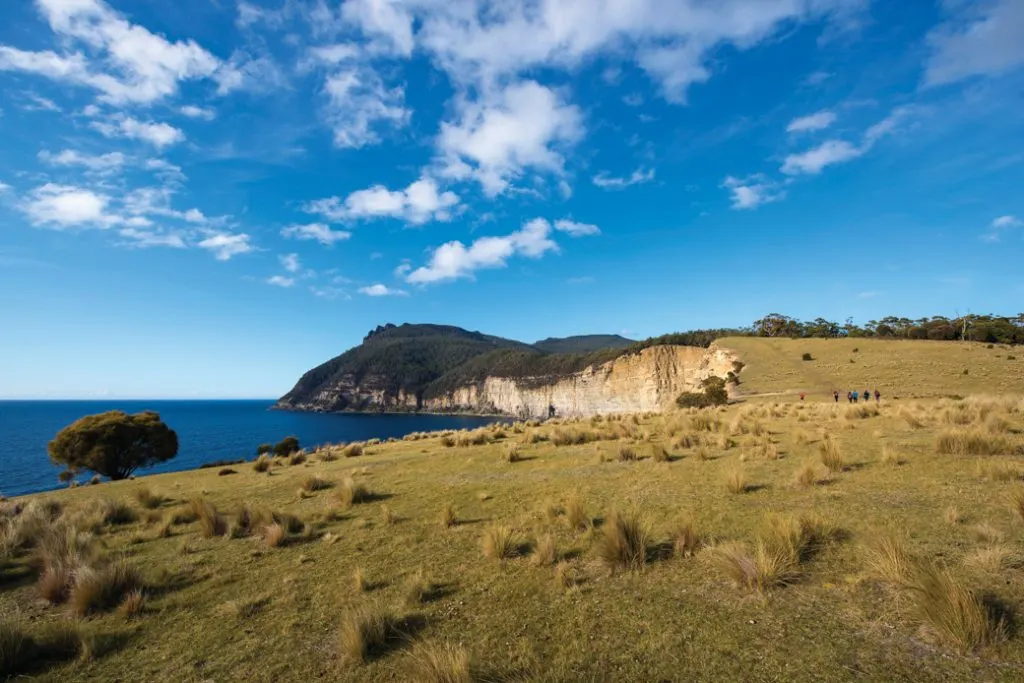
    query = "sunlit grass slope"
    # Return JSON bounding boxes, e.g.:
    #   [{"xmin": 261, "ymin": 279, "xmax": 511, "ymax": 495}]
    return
[{"xmin": 4, "ymin": 396, "xmax": 1024, "ymax": 682}]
